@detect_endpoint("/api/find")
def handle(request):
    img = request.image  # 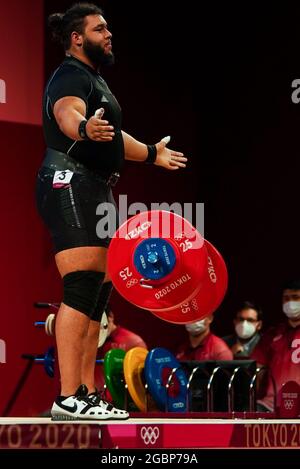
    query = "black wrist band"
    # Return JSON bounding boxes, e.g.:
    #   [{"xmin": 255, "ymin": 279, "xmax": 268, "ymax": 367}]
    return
[
  {"xmin": 145, "ymin": 144, "xmax": 157, "ymax": 164},
  {"xmin": 78, "ymin": 120, "xmax": 89, "ymax": 140}
]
